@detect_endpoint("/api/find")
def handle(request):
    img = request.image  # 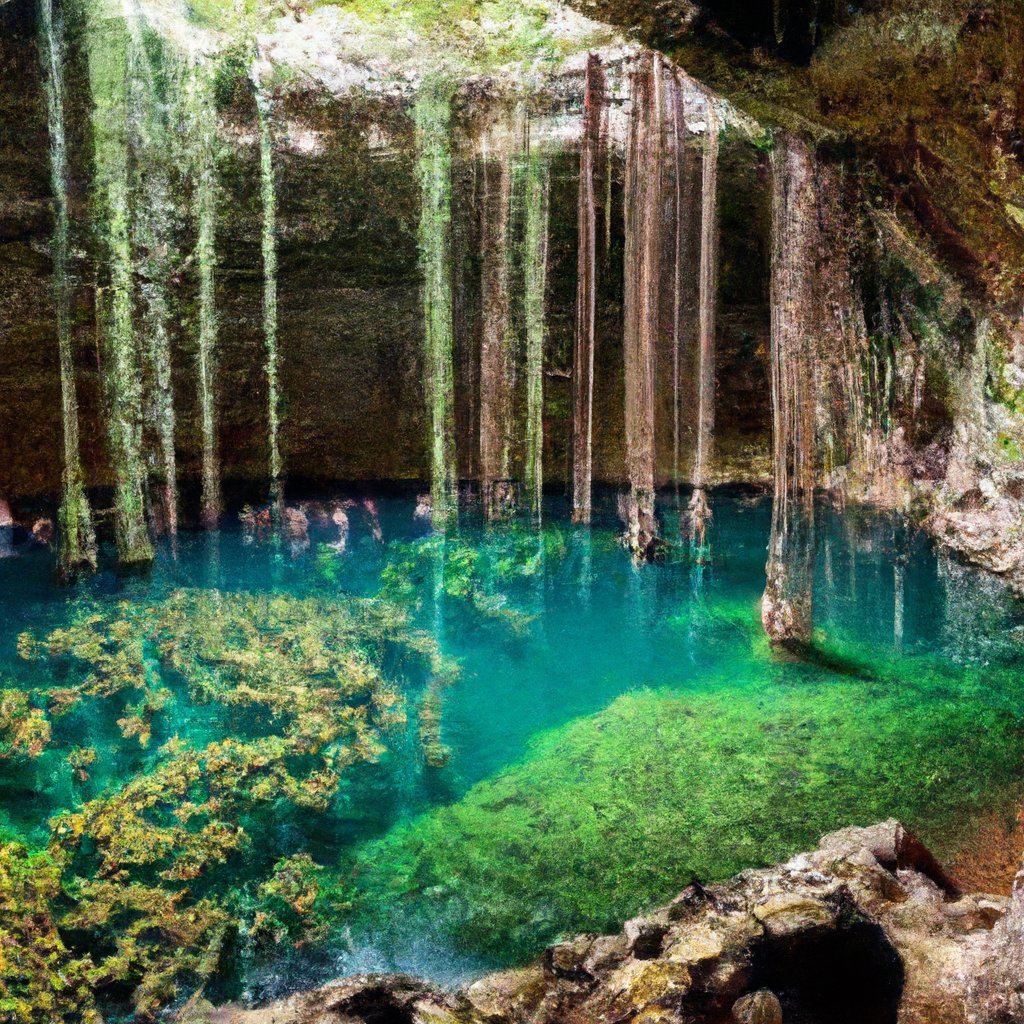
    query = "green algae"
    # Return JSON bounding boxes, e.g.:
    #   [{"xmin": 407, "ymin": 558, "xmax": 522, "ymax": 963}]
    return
[
  {"xmin": 1, "ymin": 498, "xmax": 1023, "ymax": 1013},
  {"xmin": 343, "ymin": 635, "xmax": 1024, "ymax": 961}
]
